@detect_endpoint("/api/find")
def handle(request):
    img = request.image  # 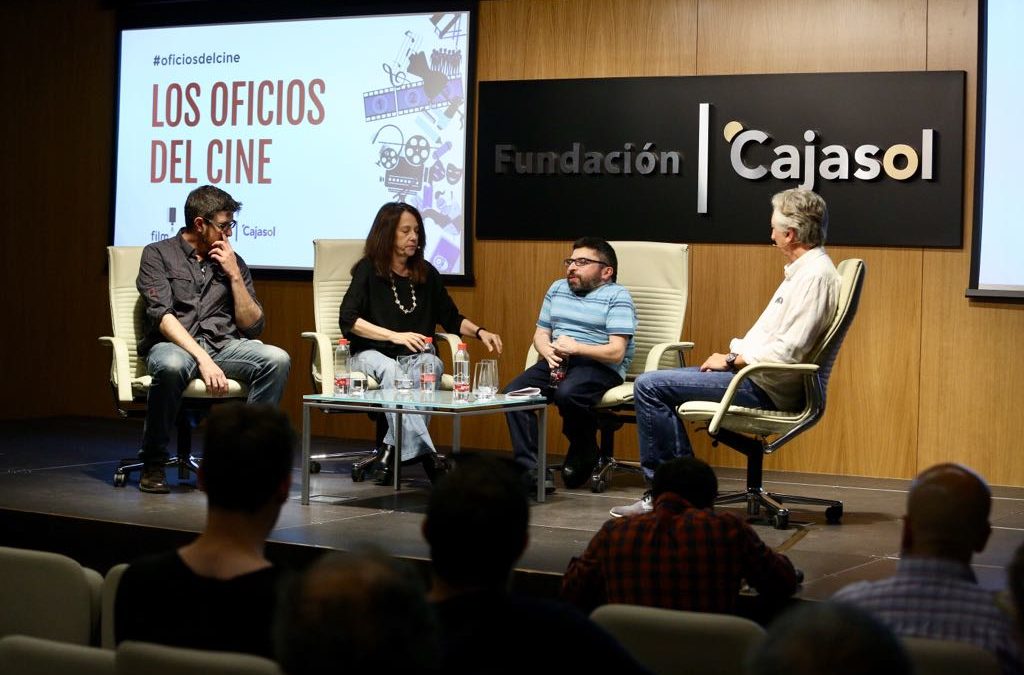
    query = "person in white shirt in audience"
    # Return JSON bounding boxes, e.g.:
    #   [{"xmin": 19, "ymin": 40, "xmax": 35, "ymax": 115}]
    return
[{"xmin": 612, "ymin": 188, "xmax": 839, "ymax": 517}]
